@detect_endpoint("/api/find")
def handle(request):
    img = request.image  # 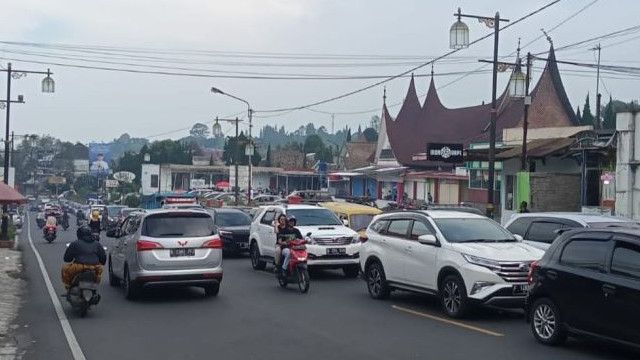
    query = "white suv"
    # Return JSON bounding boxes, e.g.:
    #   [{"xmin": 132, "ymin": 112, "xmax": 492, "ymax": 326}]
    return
[
  {"xmin": 360, "ymin": 210, "xmax": 544, "ymax": 317},
  {"xmin": 249, "ymin": 204, "xmax": 361, "ymax": 277}
]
